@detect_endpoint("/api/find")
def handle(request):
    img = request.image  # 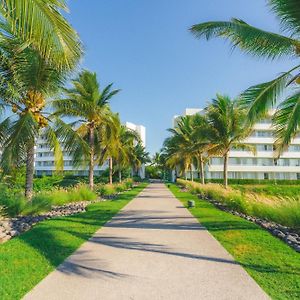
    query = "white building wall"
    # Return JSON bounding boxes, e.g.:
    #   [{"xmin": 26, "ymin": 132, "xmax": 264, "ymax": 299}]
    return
[{"xmin": 173, "ymin": 108, "xmax": 300, "ymax": 180}]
